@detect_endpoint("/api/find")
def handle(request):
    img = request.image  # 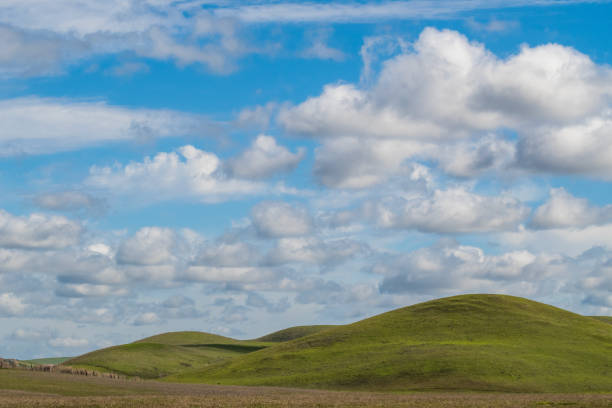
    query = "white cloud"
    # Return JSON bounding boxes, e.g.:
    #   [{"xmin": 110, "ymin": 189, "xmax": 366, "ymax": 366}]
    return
[
  {"xmin": 133, "ymin": 312, "xmax": 161, "ymax": 326},
  {"xmin": 0, "ymin": 293, "xmax": 26, "ymax": 316},
  {"xmin": 0, "ymin": 97, "xmax": 215, "ymax": 156},
  {"xmin": 87, "ymin": 145, "xmax": 265, "ymax": 202},
  {"xmin": 226, "ymin": 135, "xmax": 305, "ymax": 180},
  {"xmin": 266, "ymin": 237, "xmax": 369, "ymax": 266},
  {"xmin": 48, "ymin": 337, "xmax": 89, "ymax": 348},
  {"xmin": 531, "ymin": 188, "xmax": 612, "ymax": 229},
  {"xmin": 370, "ymin": 188, "xmax": 529, "ymax": 233},
  {"xmin": 299, "ymin": 28, "xmax": 345, "ymax": 61},
  {"xmin": 195, "ymin": 241, "xmax": 260, "ymax": 267},
  {"xmin": 117, "ymin": 227, "xmax": 177, "ymax": 266},
  {"xmin": 372, "ymin": 240, "xmax": 568, "ymax": 297},
  {"xmin": 34, "ymin": 191, "xmax": 107, "ymax": 213},
  {"xmin": 251, "ymin": 201, "xmax": 313, "ymax": 238},
  {"xmin": 55, "ymin": 283, "xmax": 128, "ymax": 298},
  {"xmin": 107, "ymin": 61, "xmax": 149, "ymax": 77},
  {"xmin": 0, "ymin": 210, "xmax": 81, "ymax": 249},
  {"xmin": 0, "ymin": 2, "xmax": 249, "ymax": 77},
  {"xmin": 11, "ymin": 328, "xmax": 44, "ymax": 341},
  {"xmin": 182, "ymin": 266, "xmax": 279, "ymax": 284},
  {"xmin": 215, "ymin": 1, "xmax": 592, "ymax": 23},
  {"xmin": 517, "ymin": 113, "xmax": 612, "ymax": 177},
  {"xmin": 279, "ymin": 28, "xmax": 612, "ymax": 186}
]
